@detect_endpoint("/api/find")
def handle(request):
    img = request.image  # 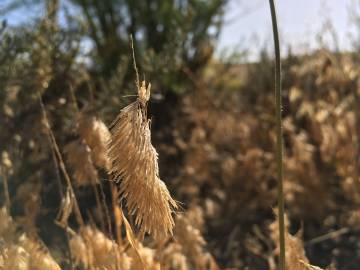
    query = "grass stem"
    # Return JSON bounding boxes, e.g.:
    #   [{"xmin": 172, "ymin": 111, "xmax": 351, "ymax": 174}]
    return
[
  {"xmin": 38, "ymin": 92, "xmax": 85, "ymax": 227},
  {"xmin": 0, "ymin": 167, "xmax": 11, "ymax": 211},
  {"xmin": 268, "ymin": 0, "xmax": 286, "ymax": 269}
]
